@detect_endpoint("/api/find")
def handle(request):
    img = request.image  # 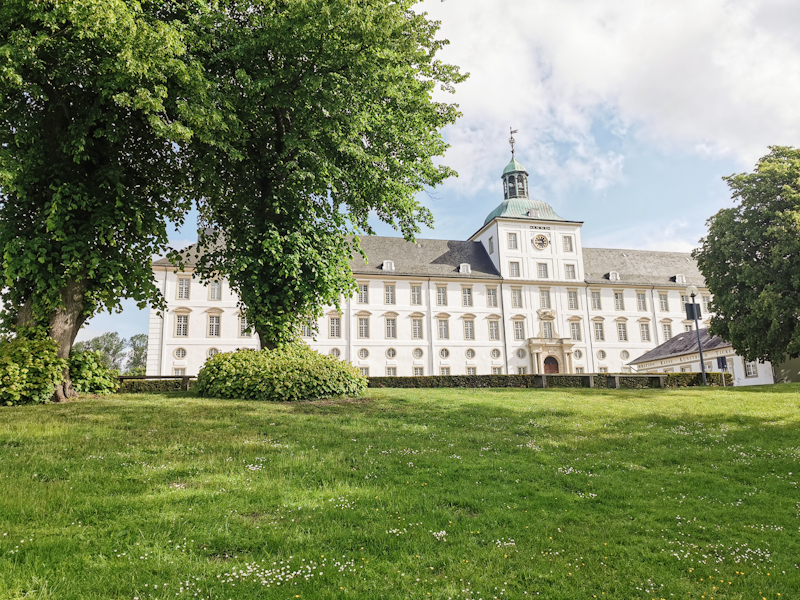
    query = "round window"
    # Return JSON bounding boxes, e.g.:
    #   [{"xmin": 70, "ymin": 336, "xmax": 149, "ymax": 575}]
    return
[
  {"xmin": 207, "ymin": 348, "xmax": 219, "ymax": 358},
  {"xmin": 440, "ymin": 348, "xmax": 450, "ymax": 359},
  {"xmin": 517, "ymin": 348, "xmax": 526, "ymax": 359},
  {"xmin": 491, "ymin": 349, "xmax": 501, "ymax": 359},
  {"xmin": 387, "ymin": 348, "xmax": 397, "ymax": 358},
  {"xmin": 358, "ymin": 348, "xmax": 369, "ymax": 359},
  {"xmin": 574, "ymin": 349, "xmax": 583, "ymax": 359},
  {"xmin": 597, "ymin": 350, "xmax": 607, "ymax": 360},
  {"xmin": 174, "ymin": 348, "xmax": 187, "ymax": 359},
  {"xmin": 621, "ymin": 350, "xmax": 630, "ymax": 360},
  {"xmin": 466, "ymin": 348, "xmax": 476, "ymax": 359},
  {"xmin": 330, "ymin": 348, "xmax": 341, "ymax": 358},
  {"xmin": 413, "ymin": 348, "xmax": 424, "ymax": 359}
]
